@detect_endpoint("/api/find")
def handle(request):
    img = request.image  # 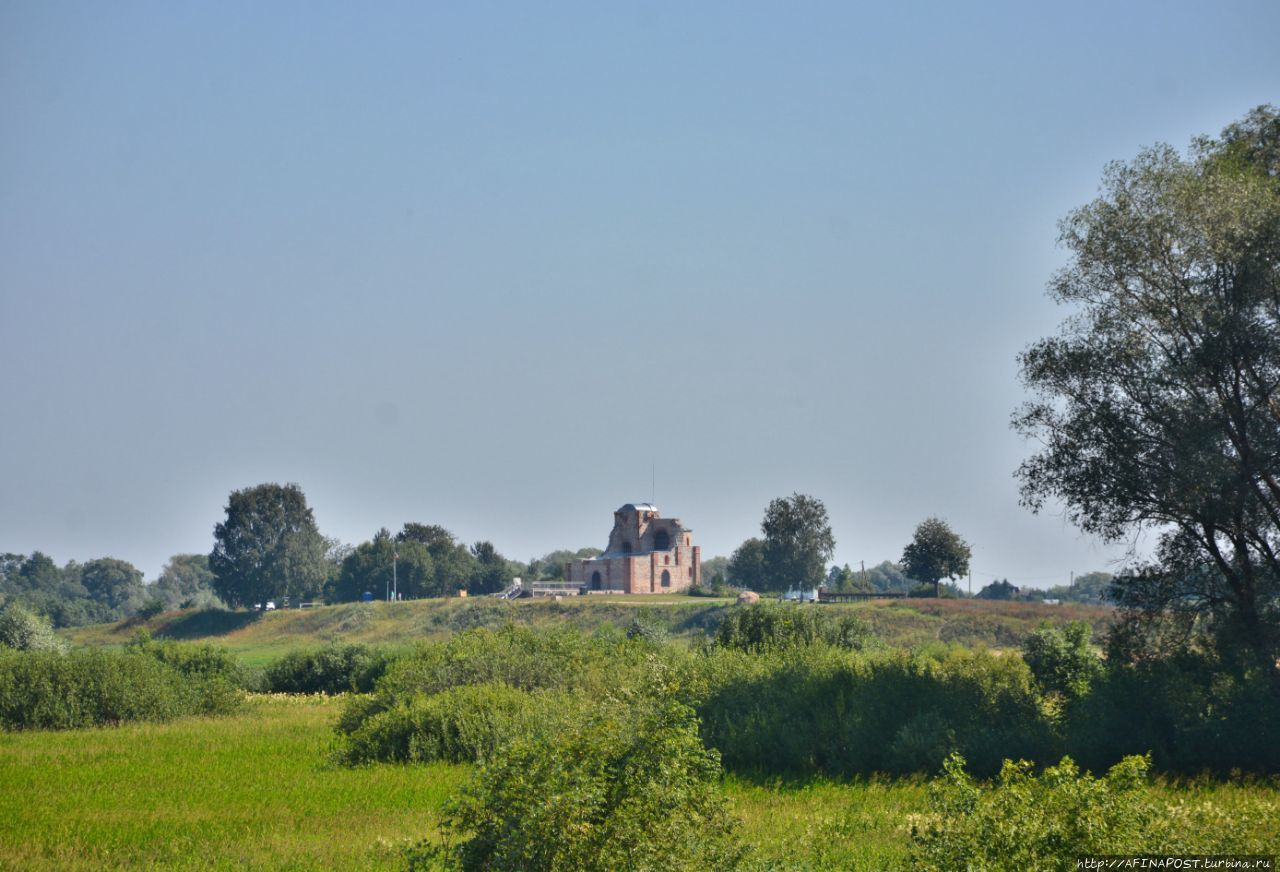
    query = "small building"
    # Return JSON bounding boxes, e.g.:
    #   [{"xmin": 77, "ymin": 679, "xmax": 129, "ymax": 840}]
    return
[{"xmin": 566, "ymin": 503, "xmax": 701, "ymax": 594}]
